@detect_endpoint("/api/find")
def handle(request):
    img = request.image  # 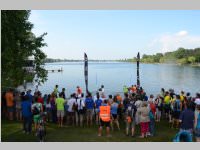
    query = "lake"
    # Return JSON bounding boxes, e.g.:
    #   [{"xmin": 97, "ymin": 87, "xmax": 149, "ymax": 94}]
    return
[{"xmin": 35, "ymin": 62, "xmax": 200, "ymax": 97}]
